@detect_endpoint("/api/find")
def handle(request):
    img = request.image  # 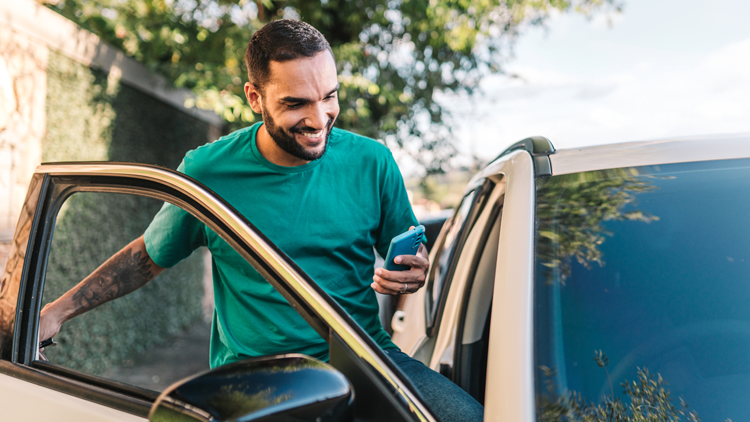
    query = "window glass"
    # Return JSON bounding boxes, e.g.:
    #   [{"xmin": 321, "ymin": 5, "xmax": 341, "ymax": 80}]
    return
[
  {"xmin": 0, "ymin": 175, "xmax": 43, "ymax": 360},
  {"xmin": 426, "ymin": 190, "xmax": 477, "ymax": 326},
  {"xmin": 42, "ymin": 191, "xmax": 210, "ymax": 391},
  {"xmin": 534, "ymin": 159, "xmax": 750, "ymax": 421}
]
